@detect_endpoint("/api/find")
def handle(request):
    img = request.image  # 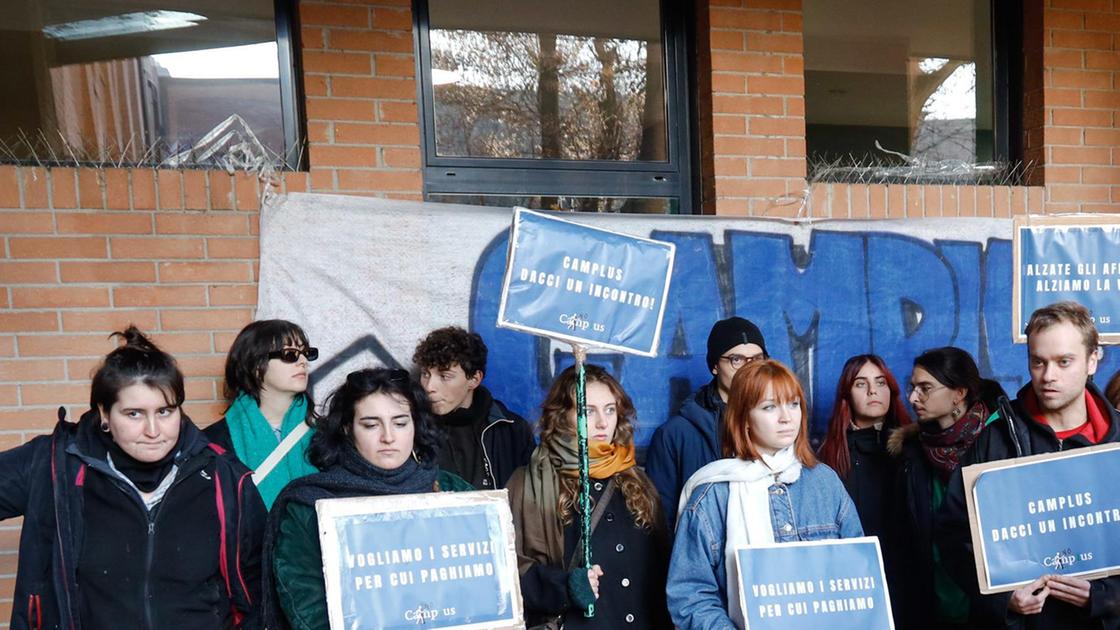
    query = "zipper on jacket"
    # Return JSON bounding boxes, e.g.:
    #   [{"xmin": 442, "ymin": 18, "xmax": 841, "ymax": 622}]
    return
[
  {"xmin": 144, "ymin": 513, "xmax": 156, "ymax": 630},
  {"xmin": 478, "ymin": 418, "xmax": 513, "ymax": 489}
]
